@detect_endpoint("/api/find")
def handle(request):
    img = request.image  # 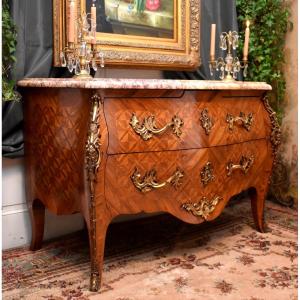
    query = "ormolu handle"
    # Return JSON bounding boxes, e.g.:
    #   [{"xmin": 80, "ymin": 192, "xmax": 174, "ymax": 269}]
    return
[
  {"xmin": 129, "ymin": 113, "xmax": 184, "ymax": 141},
  {"xmin": 226, "ymin": 155, "xmax": 254, "ymax": 176},
  {"xmin": 181, "ymin": 195, "xmax": 222, "ymax": 220},
  {"xmin": 131, "ymin": 167, "xmax": 184, "ymax": 193},
  {"xmin": 226, "ymin": 112, "xmax": 253, "ymax": 131}
]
